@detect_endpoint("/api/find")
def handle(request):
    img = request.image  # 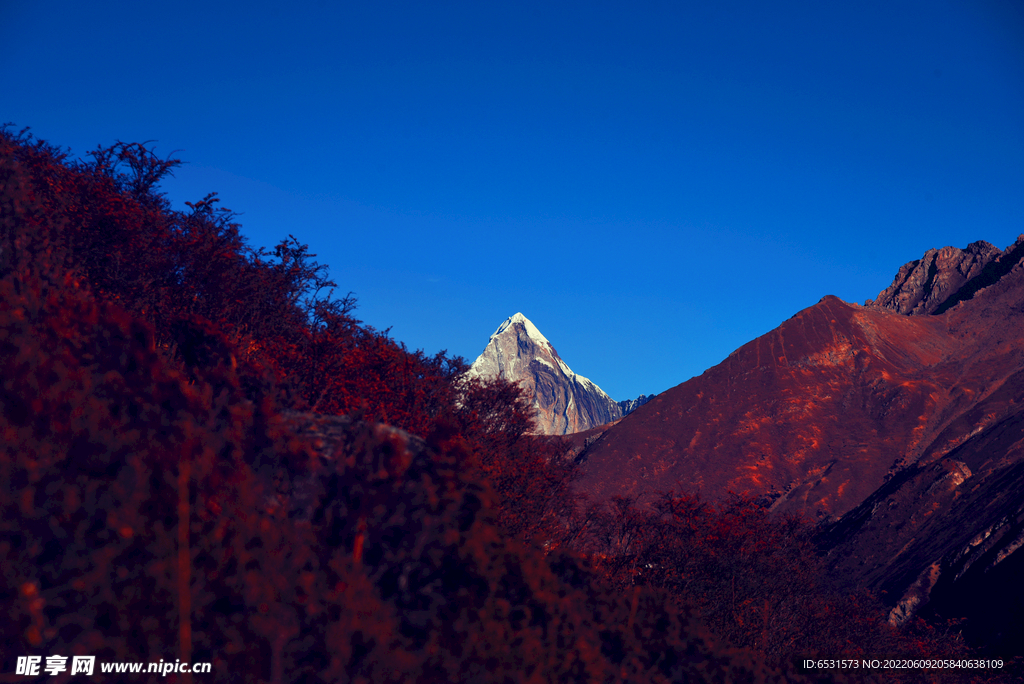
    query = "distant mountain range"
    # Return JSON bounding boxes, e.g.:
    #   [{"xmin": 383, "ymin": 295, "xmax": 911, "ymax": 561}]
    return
[
  {"xmin": 617, "ymin": 393, "xmax": 655, "ymax": 417},
  {"xmin": 572, "ymin": 235, "xmax": 1024, "ymax": 654},
  {"xmin": 468, "ymin": 313, "xmax": 652, "ymax": 435}
]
